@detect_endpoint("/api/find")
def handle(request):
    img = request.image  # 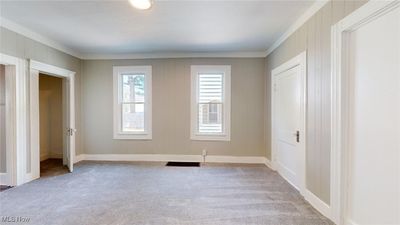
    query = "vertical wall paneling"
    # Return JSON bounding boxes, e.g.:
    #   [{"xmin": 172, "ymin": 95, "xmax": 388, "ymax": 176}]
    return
[
  {"xmin": 0, "ymin": 27, "xmax": 82, "ymax": 160},
  {"xmin": 306, "ymin": 10, "xmax": 317, "ymax": 195},
  {"xmin": 321, "ymin": 2, "xmax": 332, "ymax": 203},
  {"xmin": 265, "ymin": 0, "xmax": 368, "ymax": 204}
]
